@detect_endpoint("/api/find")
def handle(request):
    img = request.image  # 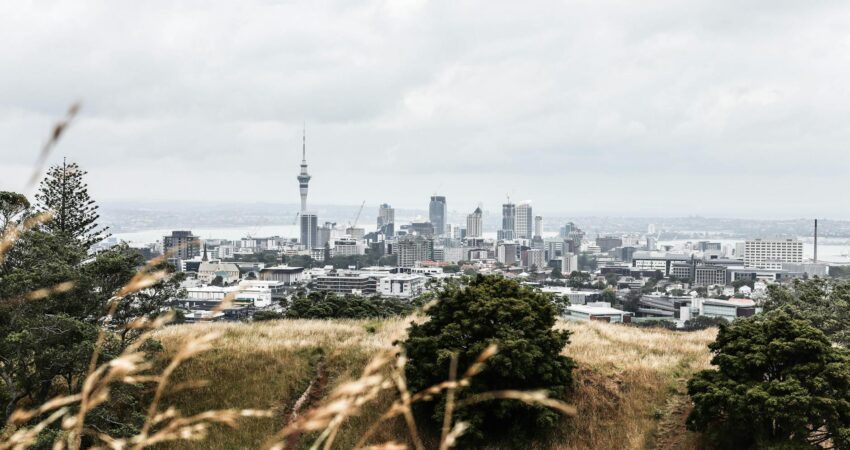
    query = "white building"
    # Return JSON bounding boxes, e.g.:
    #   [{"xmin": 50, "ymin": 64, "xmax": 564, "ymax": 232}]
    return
[
  {"xmin": 379, "ymin": 274, "xmax": 426, "ymax": 298},
  {"xmin": 744, "ymin": 238, "xmax": 803, "ymax": 270},
  {"xmin": 197, "ymin": 261, "xmax": 241, "ymax": 284},
  {"xmin": 515, "ymin": 202, "xmax": 533, "ymax": 239},
  {"xmin": 565, "ymin": 302, "xmax": 632, "ymax": 323},
  {"xmin": 533, "ymin": 215, "xmax": 543, "ymax": 238},
  {"xmin": 332, "ymin": 237, "xmax": 363, "ymax": 257},
  {"xmin": 561, "ymin": 252, "xmax": 578, "ymax": 274}
]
